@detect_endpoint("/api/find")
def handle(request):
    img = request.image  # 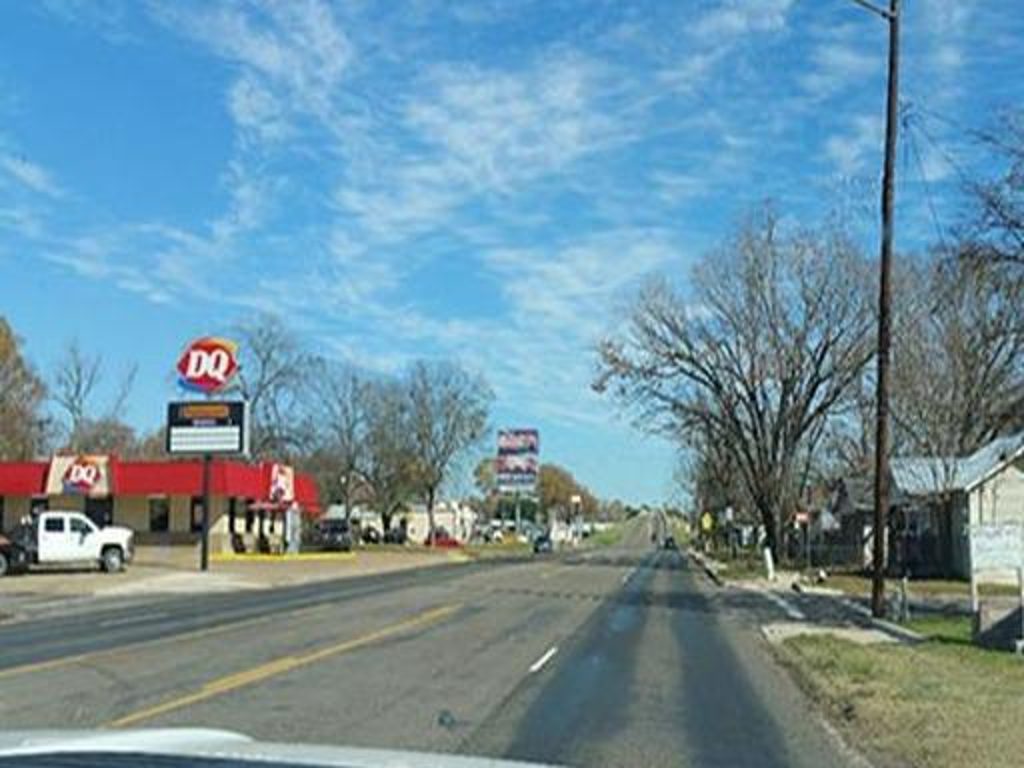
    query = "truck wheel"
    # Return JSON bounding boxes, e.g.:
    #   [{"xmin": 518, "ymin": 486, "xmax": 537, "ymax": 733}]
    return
[
  {"xmin": 101, "ymin": 546, "xmax": 124, "ymax": 573},
  {"xmin": 0, "ymin": 552, "xmax": 8, "ymax": 577}
]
